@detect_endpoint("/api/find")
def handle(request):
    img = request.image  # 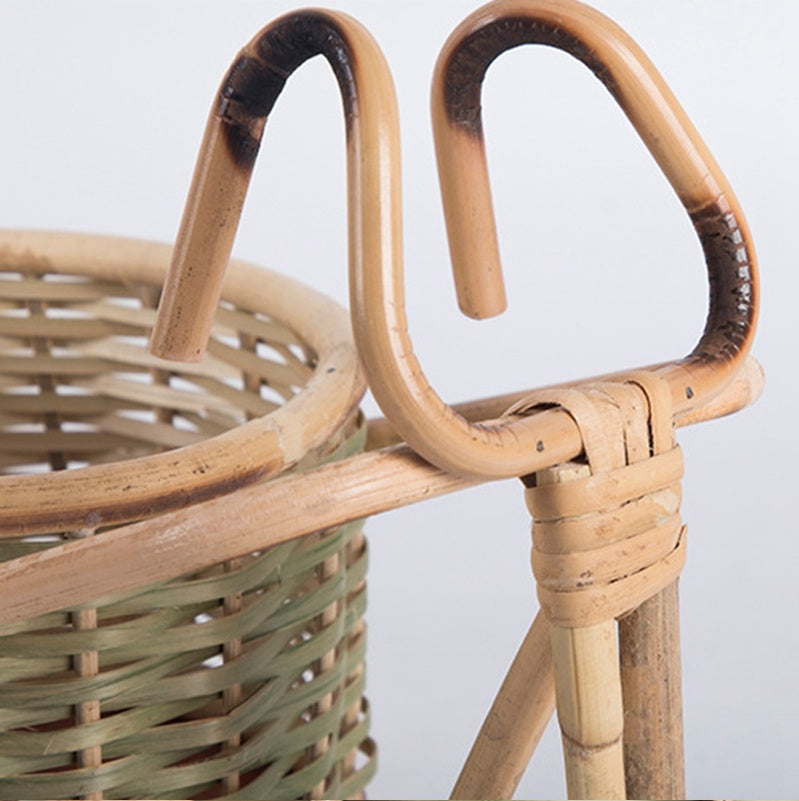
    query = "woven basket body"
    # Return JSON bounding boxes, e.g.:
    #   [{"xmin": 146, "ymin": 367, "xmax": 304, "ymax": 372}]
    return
[{"xmin": 0, "ymin": 232, "xmax": 374, "ymax": 800}]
